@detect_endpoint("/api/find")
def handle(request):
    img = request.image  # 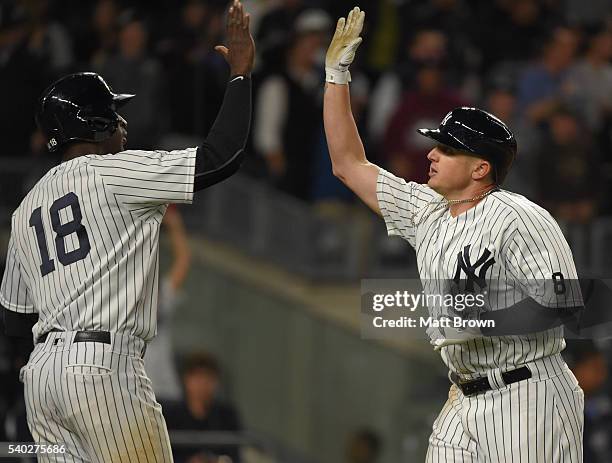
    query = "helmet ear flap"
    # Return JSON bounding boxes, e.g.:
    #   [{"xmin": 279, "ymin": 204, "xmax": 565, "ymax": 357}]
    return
[
  {"xmin": 46, "ymin": 116, "xmax": 67, "ymax": 152},
  {"xmin": 46, "ymin": 131, "xmax": 61, "ymax": 152}
]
